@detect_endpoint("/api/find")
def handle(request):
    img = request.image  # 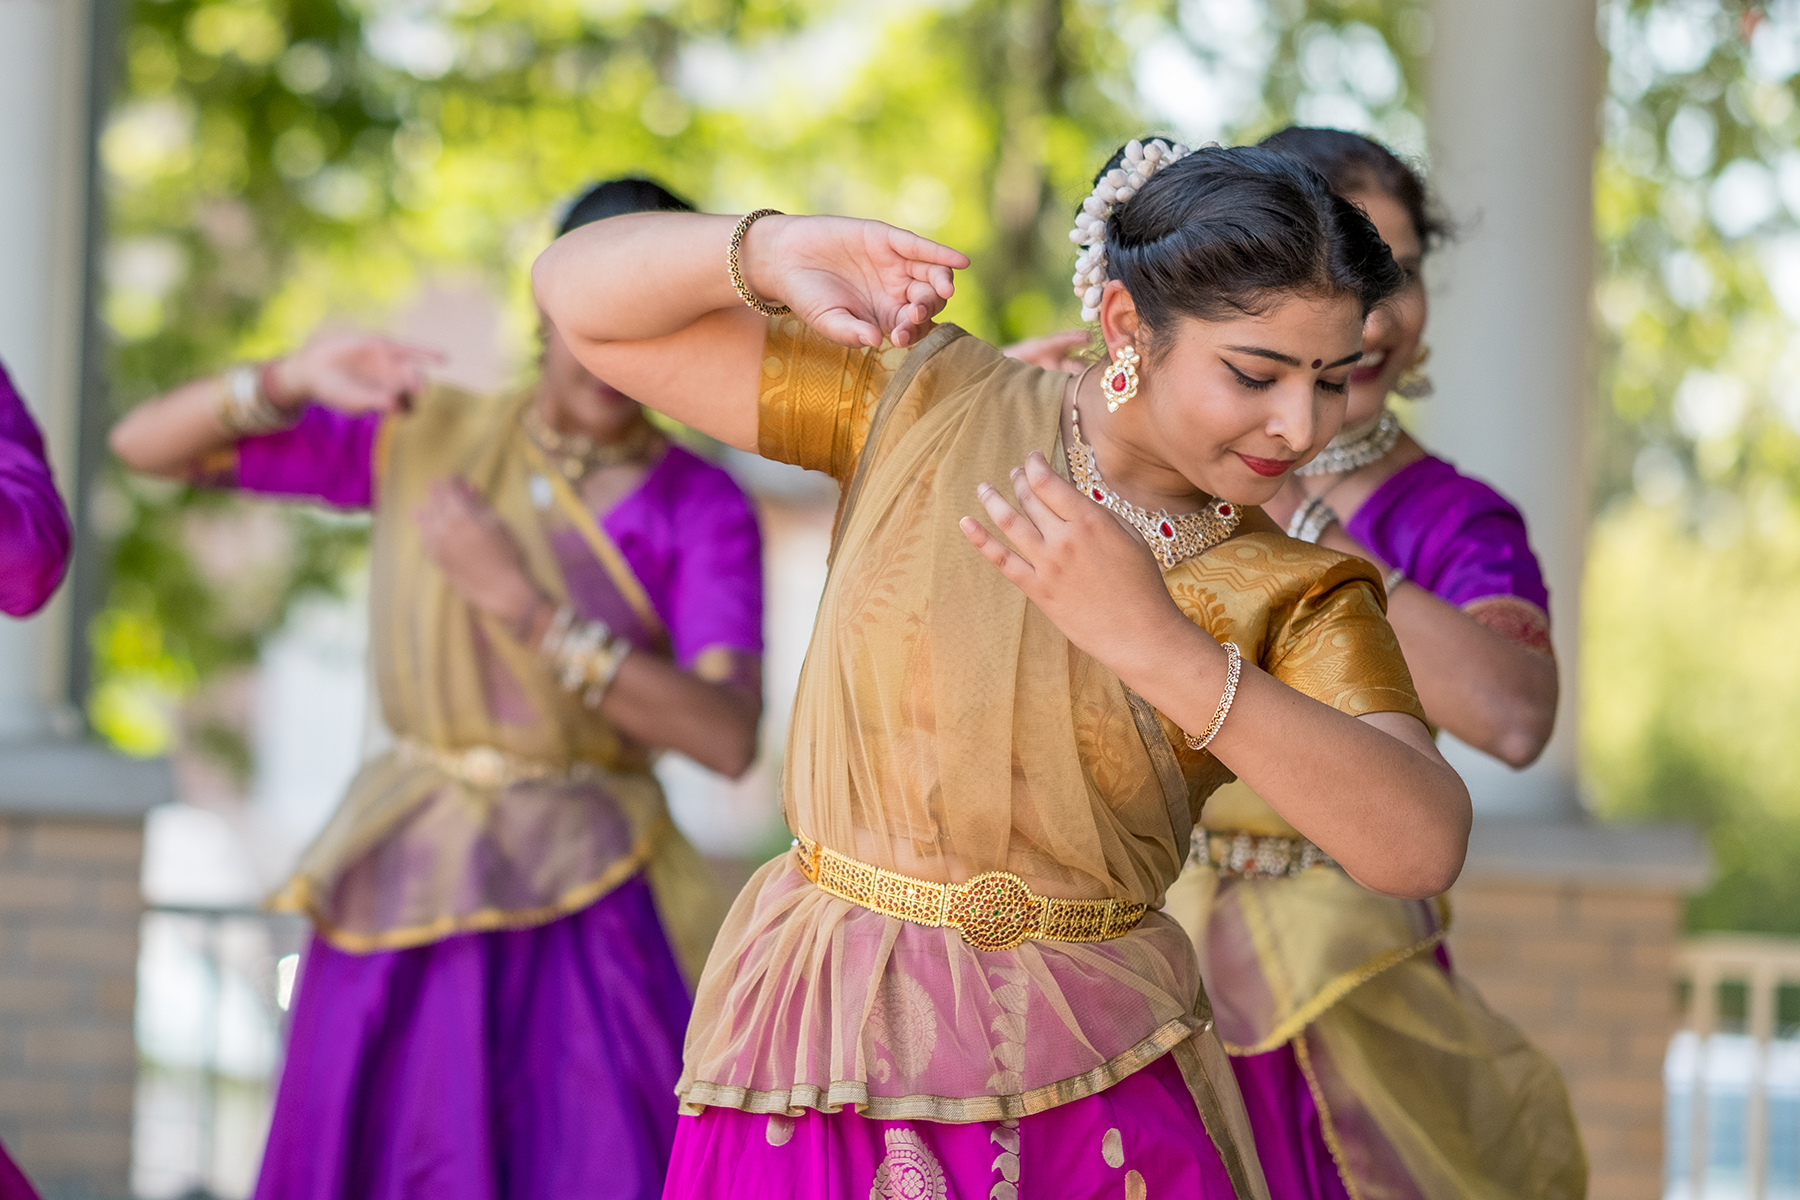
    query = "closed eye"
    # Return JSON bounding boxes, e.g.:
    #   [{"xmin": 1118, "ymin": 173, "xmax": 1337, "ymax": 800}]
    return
[
  {"xmin": 1225, "ymin": 361, "xmax": 1274, "ymax": 391},
  {"xmin": 1318, "ymin": 377, "xmax": 1349, "ymax": 395}
]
